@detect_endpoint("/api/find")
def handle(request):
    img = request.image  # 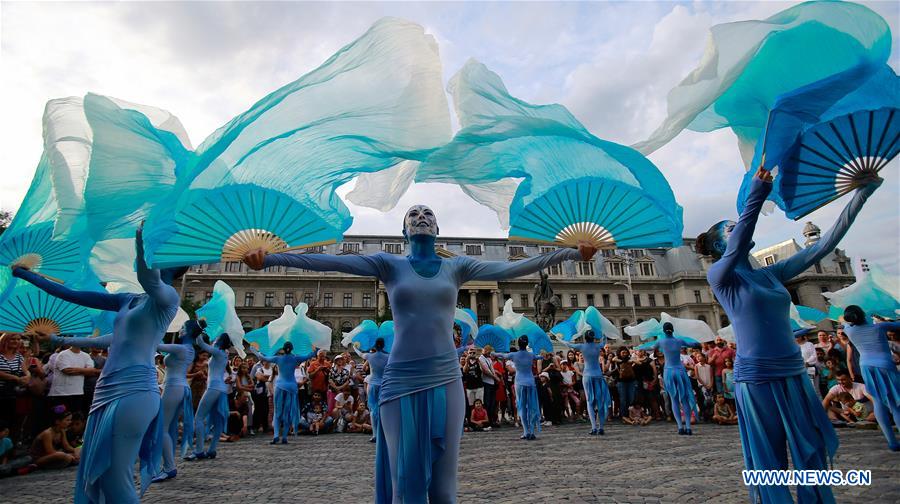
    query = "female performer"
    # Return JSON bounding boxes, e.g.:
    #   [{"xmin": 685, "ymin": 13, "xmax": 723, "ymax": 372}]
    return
[
  {"xmin": 352, "ymin": 338, "xmax": 389, "ymax": 443},
  {"xmin": 642, "ymin": 323, "xmax": 699, "ymax": 435},
  {"xmin": 152, "ymin": 320, "xmax": 204, "ymax": 482},
  {"xmin": 492, "ymin": 335, "xmax": 544, "ymax": 440},
  {"xmin": 841, "ymin": 305, "xmax": 900, "ymax": 450},
  {"xmin": 699, "ymin": 168, "xmax": 879, "ymax": 503},
  {"xmin": 558, "ymin": 330, "xmax": 611, "ymax": 435},
  {"xmin": 243, "ymin": 204, "xmax": 593, "ymax": 503},
  {"xmin": 13, "ymin": 227, "xmax": 182, "ymax": 503},
  {"xmin": 248, "ymin": 342, "xmax": 316, "ymax": 445},
  {"xmin": 187, "ymin": 332, "xmax": 233, "ymax": 460}
]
